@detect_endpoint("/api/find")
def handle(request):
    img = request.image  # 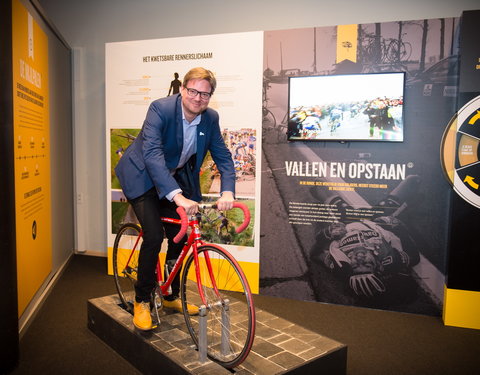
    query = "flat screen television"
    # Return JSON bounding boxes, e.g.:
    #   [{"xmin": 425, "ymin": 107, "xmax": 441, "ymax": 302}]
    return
[{"xmin": 287, "ymin": 72, "xmax": 405, "ymax": 142}]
